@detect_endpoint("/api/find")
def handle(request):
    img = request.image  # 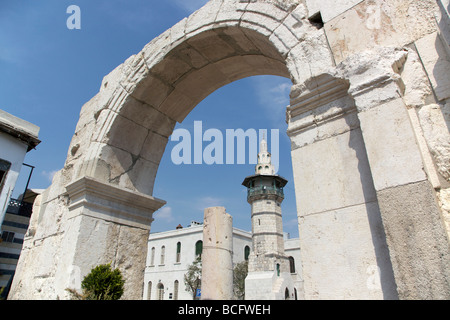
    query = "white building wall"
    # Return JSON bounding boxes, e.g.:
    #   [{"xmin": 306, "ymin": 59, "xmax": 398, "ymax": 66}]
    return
[
  {"xmin": 143, "ymin": 224, "xmax": 303, "ymax": 300},
  {"xmin": 143, "ymin": 225, "xmax": 203, "ymax": 300},
  {"xmin": 0, "ymin": 132, "xmax": 28, "ymax": 229}
]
